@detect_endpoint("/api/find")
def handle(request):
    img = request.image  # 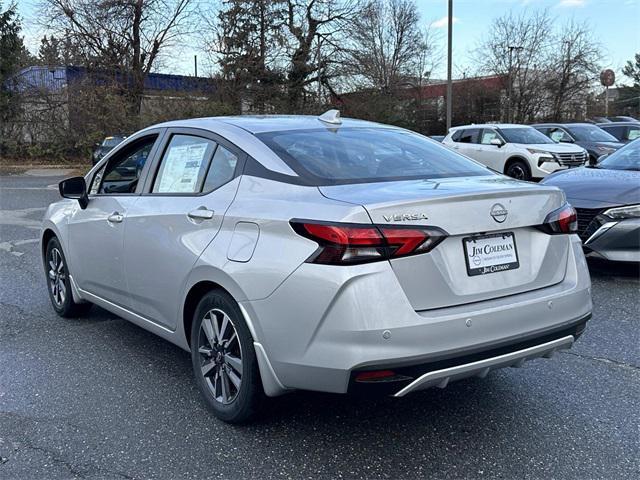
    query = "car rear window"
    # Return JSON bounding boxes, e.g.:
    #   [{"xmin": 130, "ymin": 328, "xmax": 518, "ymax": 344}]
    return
[{"xmin": 256, "ymin": 128, "xmax": 491, "ymax": 185}]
